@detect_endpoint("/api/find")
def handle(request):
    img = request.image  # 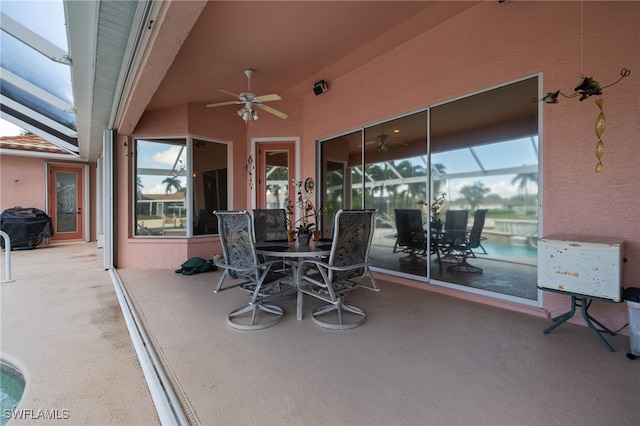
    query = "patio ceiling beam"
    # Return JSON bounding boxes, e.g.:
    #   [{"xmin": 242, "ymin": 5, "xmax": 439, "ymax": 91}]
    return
[
  {"xmin": 358, "ymin": 164, "xmax": 538, "ymax": 188},
  {"xmin": 1, "ymin": 67, "xmax": 75, "ymax": 112},
  {"xmin": 1, "ymin": 96, "xmax": 77, "ymax": 138},
  {"xmin": 433, "ymin": 164, "xmax": 538, "ymax": 181},
  {"xmin": 384, "ymin": 161, "xmax": 404, "ymax": 180},
  {"xmin": 137, "ymin": 168, "xmax": 186, "ymax": 177},
  {"xmin": 468, "ymin": 147, "xmax": 486, "ymax": 174},
  {"xmin": 0, "ymin": 12, "xmax": 71, "ymax": 65}
]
